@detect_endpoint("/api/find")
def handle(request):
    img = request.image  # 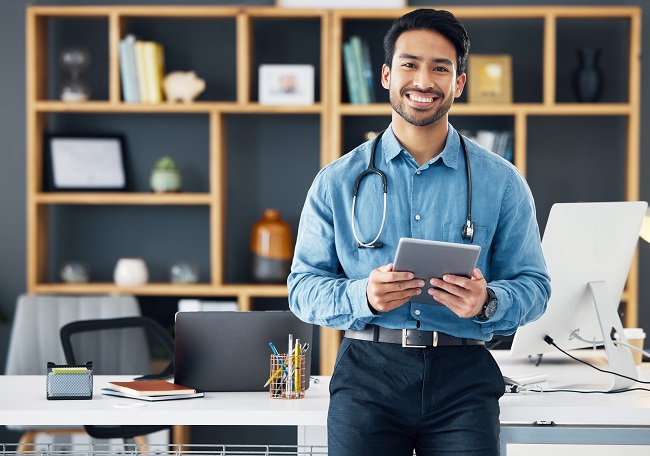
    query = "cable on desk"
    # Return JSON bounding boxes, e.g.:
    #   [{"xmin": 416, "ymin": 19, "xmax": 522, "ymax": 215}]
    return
[{"xmin": 539, "ymin": 335, "xmax": 650, "ymax": 394}]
